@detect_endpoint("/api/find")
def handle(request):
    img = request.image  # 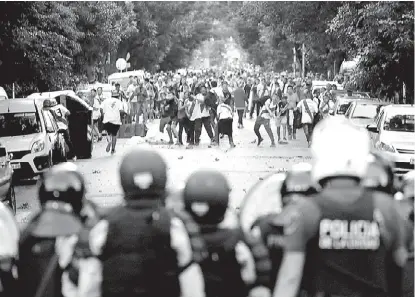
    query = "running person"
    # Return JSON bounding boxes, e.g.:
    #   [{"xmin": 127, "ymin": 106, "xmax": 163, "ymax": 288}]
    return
[
  {"xmin": 100, "ymin": 96, "xmax": 126, "ymax": 154},
  {"xmin": 253, "ymin": 95, "xmax": 276, "ymax": 147}
]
